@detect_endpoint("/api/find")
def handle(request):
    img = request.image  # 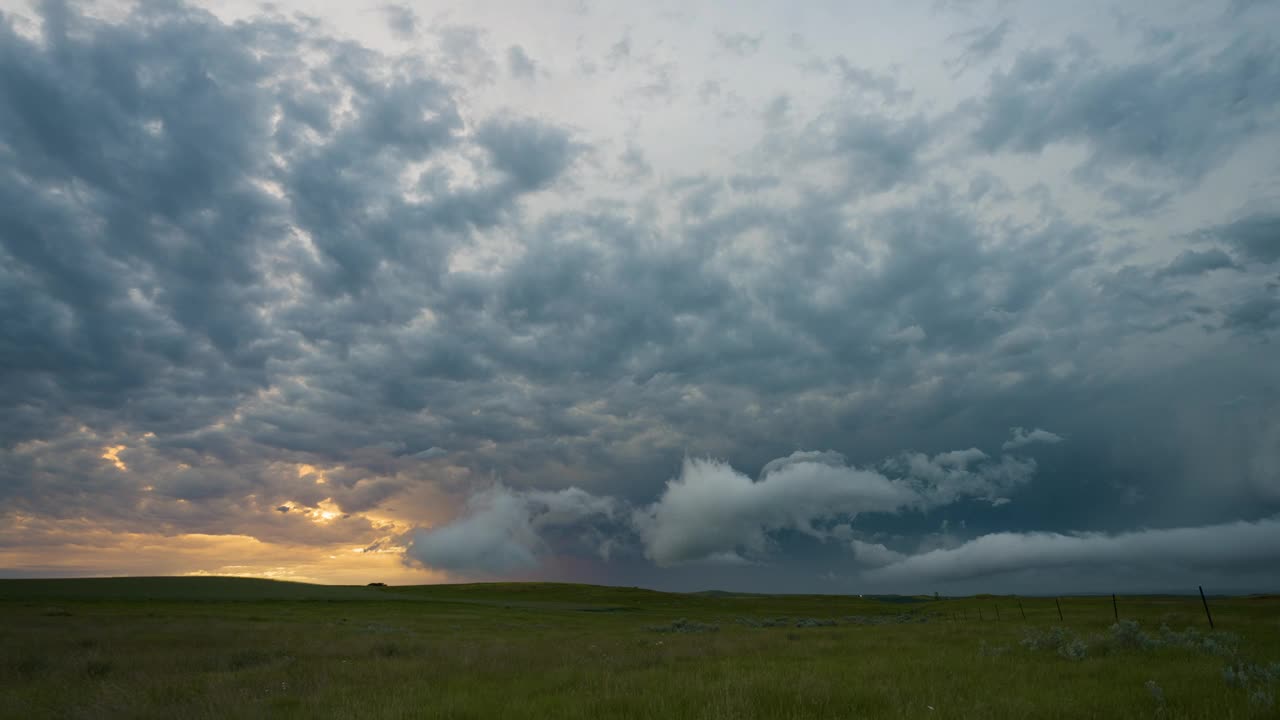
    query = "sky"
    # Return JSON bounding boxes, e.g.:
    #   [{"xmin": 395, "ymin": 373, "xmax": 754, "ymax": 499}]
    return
[{"xmin": 1, "ymin": 0, "xmax": 1278, "ymax": 594}]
